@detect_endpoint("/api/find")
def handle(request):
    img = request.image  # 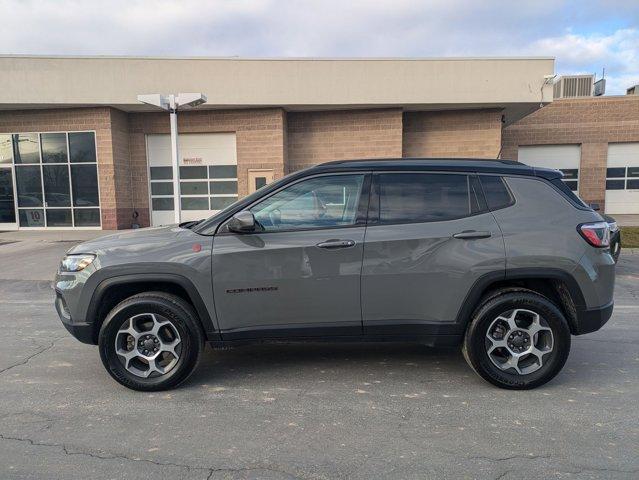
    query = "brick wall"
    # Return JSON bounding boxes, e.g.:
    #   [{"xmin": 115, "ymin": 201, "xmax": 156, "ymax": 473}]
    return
[
  {"xmin": 286, "ymin": 109, "xmax": 403, "ymax": 172},
  {"xmin": 403, "ymin": 109, "xmax": 503, "ymax": 158},
  {"xmin": 129, "ymin": 108, "xmax": 287, "ymax": 227},
  {"xmin": 502, "ymin": 96, "xmax": 639, "ymax": 207},
  {"xmin": 0, "ymin": 107, "xmax": 130, "ymax": 229}
]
